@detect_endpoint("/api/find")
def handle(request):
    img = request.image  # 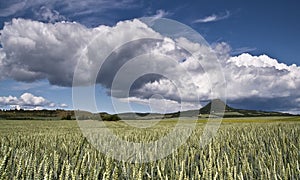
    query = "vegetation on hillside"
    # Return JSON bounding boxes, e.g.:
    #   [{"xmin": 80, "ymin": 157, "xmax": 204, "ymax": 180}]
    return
[{"xmin": 0, "ymin": 109, "xmax": 121, "ymax": 121}]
